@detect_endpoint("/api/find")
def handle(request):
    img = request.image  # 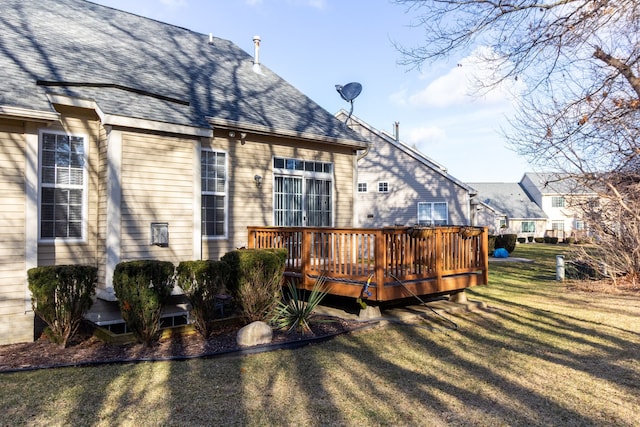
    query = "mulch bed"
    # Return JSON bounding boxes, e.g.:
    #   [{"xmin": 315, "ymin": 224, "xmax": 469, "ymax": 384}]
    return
[{"xmin": 0, "ymin": 316, "xmax": 366, "ymax": 373}]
